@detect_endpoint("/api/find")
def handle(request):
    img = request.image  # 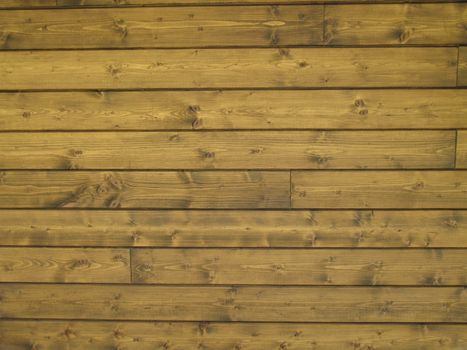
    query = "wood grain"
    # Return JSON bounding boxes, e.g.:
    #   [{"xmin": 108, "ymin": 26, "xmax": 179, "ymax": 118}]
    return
[
  {"xmin": 0, "ymin": 48, "xmax": 457, "ymax": 90},
  {"xmin": 459, "ymin": 47, "xmax": 467, "ymax": 86},
  {"xmin": 0, "ymin": 248, "xmax": 129, "ymax": 283},
  {"xmin": 1, "ymin": 321, "xmax": 466, "ymax": 350},
  {"xmin": 292, "ymin": 171, "xmax": 467, "ymax": 209},
  {"xmin": 1, "ymin": 90, "xmax": 467, "ymax": 131},
  {"xmin": 1, "ymin": 284, "xmax": 465, "ymax": 322},
  {"xmin": 131, "ymin": 248, "xmax": 467, "ymax": 285},
  {"xmin": 0, "ymin": 6, "xmax": 322, "ymax": 49},
  {"xmin": 325, "ymin": 3, "xmax": 467, "ymax": 45},
  {"xmin": 456, "ymin": 131, "xmax": 467, "ymax": 169},
  {"xmin": 1, "ymin": 210, "xmax": 466, "ymax": 248},
  {"xmin": 0, "ymin": 171, "xmax": 290, "ymax": 209},
  {"xmin": 0, "ymin": 131, "xmax": 455, "ymax": 170}
]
